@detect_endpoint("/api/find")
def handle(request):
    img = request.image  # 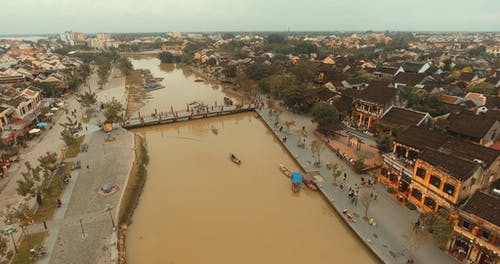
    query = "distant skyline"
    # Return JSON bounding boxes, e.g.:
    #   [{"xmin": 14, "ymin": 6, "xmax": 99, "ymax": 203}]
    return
[{"xmin": 1, "ymin": 0, "xmax": 500, "ymax": 35}]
